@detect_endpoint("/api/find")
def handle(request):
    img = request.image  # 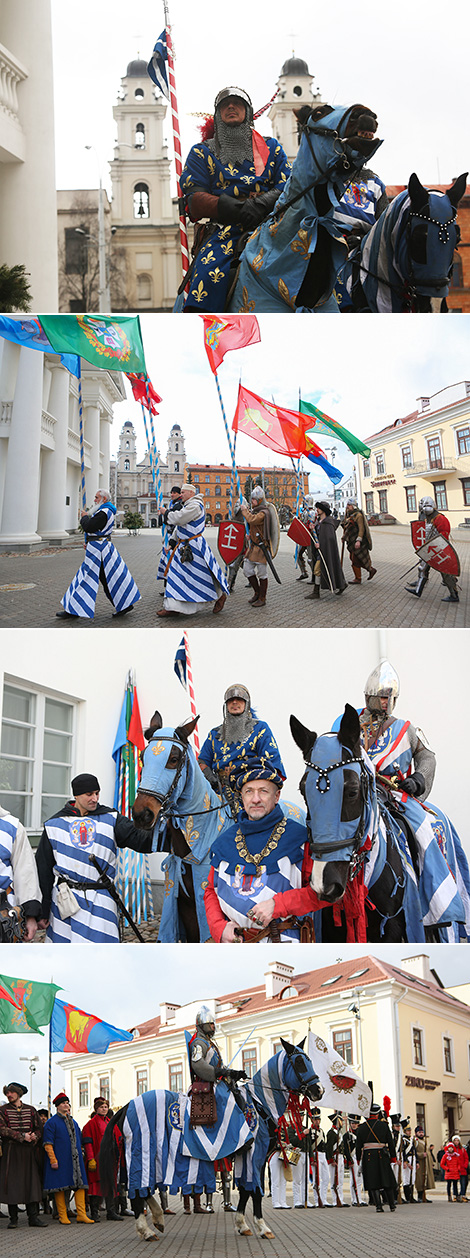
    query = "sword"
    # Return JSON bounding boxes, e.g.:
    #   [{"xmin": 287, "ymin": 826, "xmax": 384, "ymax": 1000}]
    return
[
  {"xmin": 399, "ymin": 560, "xmax": 420, "ymax": 581},
  {"xmin": 258, "ymin": 539, "xmax": 282, "ymax": 584},
  {"xmin": 89, "ymin": 855, "xmax": 145, "ymax": 942},
  {"xmin": 310, "ymin": 538, "xmax": 335, "ymax": 594}
]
